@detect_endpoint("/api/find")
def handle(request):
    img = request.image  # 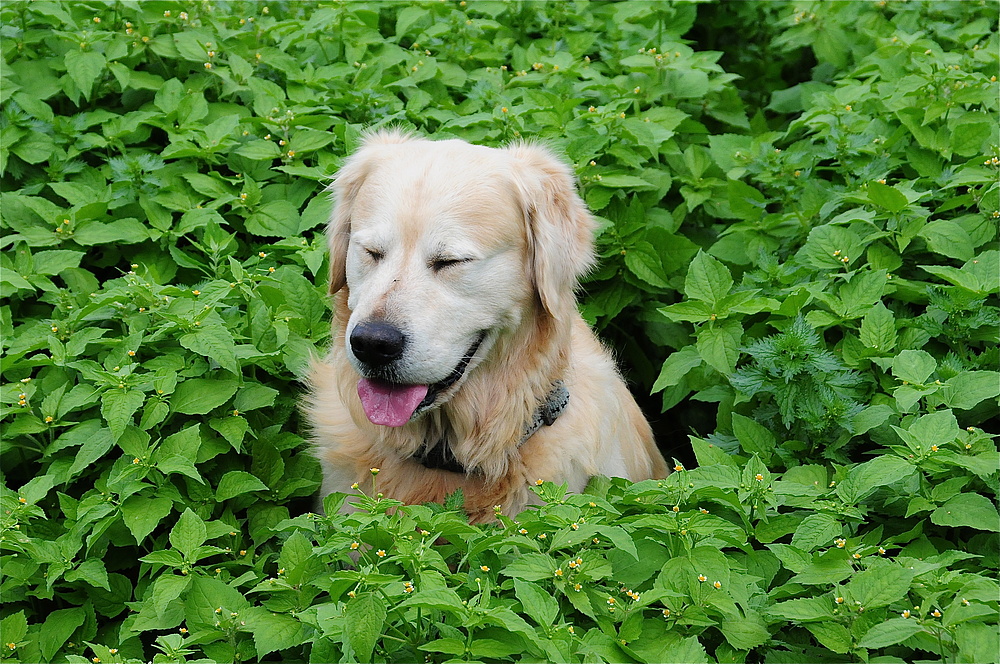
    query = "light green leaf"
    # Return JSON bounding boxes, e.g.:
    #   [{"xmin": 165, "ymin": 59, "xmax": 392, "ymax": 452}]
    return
[
  {"xmin": 38, "ymin": 608, "xmax": 86, "ymax": 661},
  {"xmin": 731, "ymin": 413, "xmax": 775, "ymax": 460},
  {"xmin": 651, "ymin": 346, "xmax": 702, "ymax": 393},
  {"xmin": 68, "ymin": 427, "xmax": 114, "ymax": 477},
  {"xmin": 685, "ymin": 250, "xmax": 733, "ymax": 305},
  {"xmin": 806, "ymin": 621, "xmax": 852, "ymax": 654},
  {"xmin": 919, "ymin": 220, "xmax": 975, "ymax": 261},
  {"xmin": 170, "ymin": 379, "xmax": 239, "ymax": 415},
  {"xmin": 64, "ymin": 50, "xmax": 106, "ymax": 95},
  {"xmin": 169, "ymin": 508, "xmax": 207, "ymax": 560},
  {"xmin": 857, "ymin": 618, "xmax": 925, "ymax": 649},
  {"xmin": 101, "ymin": 388, "xmax": 145, "ymax": 441},
  {"xmin": 246, "ymin": 200, "xmax": 300, "ymax": 237},
  {"xmin": 179, "ymin": 324, "xmax": 239, "ymax": 374},
  {"xmin": 344, "ymin": 592, "xmax": 386, "ymax": 663},
  {"xmin": 121, "ymin": 495, "xmax": 173, "ymax": 543},
  {"xmin": 696, "ymin": 319, "xmax": 742, "ymax": 374},
  {"xmin": 513, "ymin": 579, "xmax": 559, "ymax": 627},
  {"xmin": 847, "ymin": 563, "xmax": 915, "ymax": 610},
  {"xmin": 891, "ymin": 349, "xmax": 937, "ymax": 384},
  {"xmin": 151, "ymin": 573, "xmax": 191, "ymax": 620},
  {"xmin": 867, "ymin": 181, "xmax": 909, "ymax": 213},
  {"xmin": 234, "ymin": 383, "xmax": 279, "ymax": 411},
  {"xmin": 837, "ymin": 455, "xmax": 916, "ymax": 505},
  {"xmin": 217, "ymin": 470, "xmax": 270, "ymax": 501},
  {"xmin": 859, "ymin": 302, "xmax": 896, "ymax": 351},
  {"xmin": 938, "ymin": 371, "xmax": 1000, "ymax": 411},
  {"xmin": 931, "ymin": 493, "xmax": 1000, "ymax": 532},
  {"xmin": 790, "ymin": 513, "xmax": 841, "ymax": 552}
]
